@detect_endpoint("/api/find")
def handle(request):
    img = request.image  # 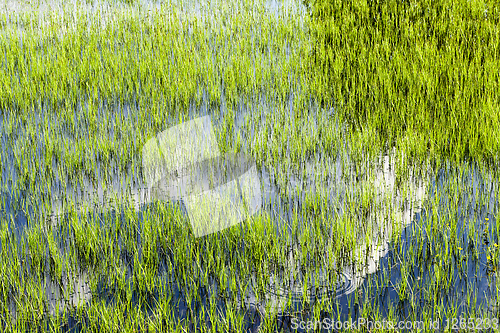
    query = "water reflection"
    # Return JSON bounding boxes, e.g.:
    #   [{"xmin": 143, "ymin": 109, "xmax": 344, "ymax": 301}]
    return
[
  {"xmin": 235, "ymin": 147, "xmax": 430, "ymax": 316},
  {"xmin": 2, "ymin": 94, "xmax": 499, "ymax": 330},
  {"xmin": 0, "ymin": 192, "xmax": 93, "ymax": 324},
  {"xmin": 3, "ymin": 111, "xmax": 499, "ymax": 329},
  {"xmin": 44, "ymin": 264, "xmax": 92, "ymax": 317},
  {"xmin": 0, "ymin": 0, "xmax": 308, "ymax": 40}
]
